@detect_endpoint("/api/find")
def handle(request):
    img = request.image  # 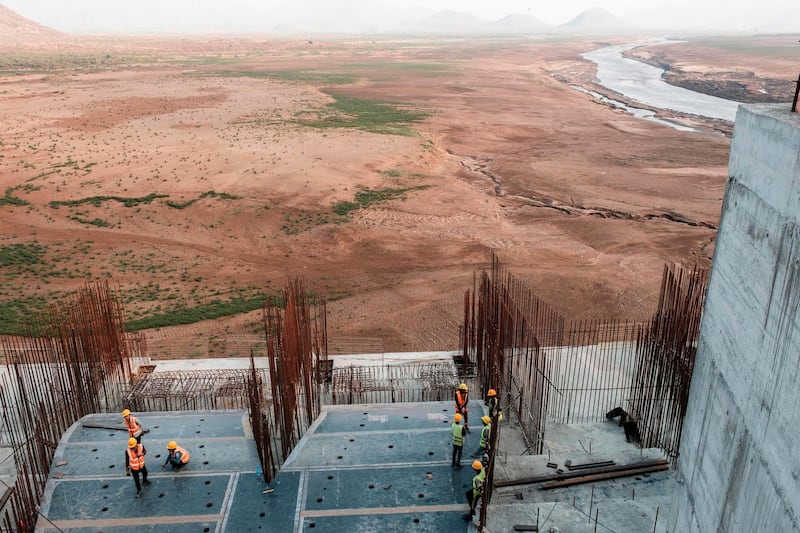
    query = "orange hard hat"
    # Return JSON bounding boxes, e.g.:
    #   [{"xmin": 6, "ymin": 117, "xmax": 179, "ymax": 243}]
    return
[
  {"xmin": 472, "ymin": 460, "xmax": 483, "ymax": 470},
  {"xmin": 454, "ymin": 413, "xmax": 463, "ymax": 423},
  {"xmin": 128, "ymin": 438, "xmax": 137, "ymax": 448},
  {"xmin": 167, "ymin": 441, "xmax": 178, "ymax": 450},
  {"xmin": 487, "ymin": 389, "xmax": 497, "ymax": 397}
]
